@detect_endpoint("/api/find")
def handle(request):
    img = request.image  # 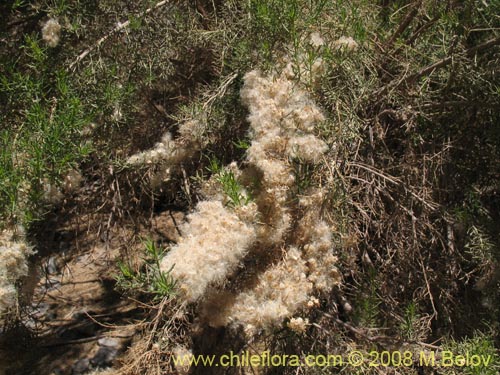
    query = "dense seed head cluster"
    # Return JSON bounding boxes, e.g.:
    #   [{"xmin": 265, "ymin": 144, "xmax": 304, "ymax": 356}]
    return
[
  {"xmin": 155, "ymin": 60, "xmax": 339, "ymax": 336},
  {"xmin": 214, "ymin": 247, "xmax": 313, "ymax": 335},
  {"xmin": 42, "ymin": 18, "xmax": 61, "ymax": 48},
  {"xmin": 160, "ymin": 200, "xmax": 256, "ymax": 302},
  {"xmin": 0, "ymin": 226, "xmax": 32, "ymax": 314}
]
